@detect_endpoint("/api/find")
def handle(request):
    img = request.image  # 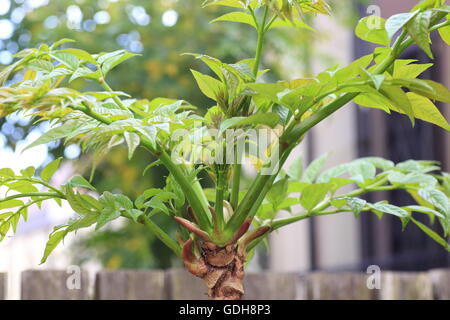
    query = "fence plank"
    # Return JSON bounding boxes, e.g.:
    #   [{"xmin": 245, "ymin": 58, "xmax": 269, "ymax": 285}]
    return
[
  {"xmin": 429, "ymin": 269, "xmax": 450, "ymax": 300},
  {"xmin": 380, "ymin": 272, "xmax": 433, "ymax": 300},
  {"xmin": 0, "ymin": 273, "xmax": 5, "ymax": 300},
  {"xmin": 301, "ymin": 272, "xmax": 376, "ymax": 300},
  {"xmin": 17, "ymin": 269, "xmax": 450, "ymax": 300},
  {"xmin": 95, "ymin": 270, "xmax": 167, "ymax": 300},
  {"xmin": 21, "ymin": 270, "xmax": 89, "ymax": 300},
  {"xmin": 244, "ymin": 272, "xmax": 297, "ymax": 300},
  {"xmin": 167, "ymin": 269, "xmax": 298, "ymax": 300},
  {"xmin": 166, "ymin": 269, "xmax": 208, "ymax": 300}
]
